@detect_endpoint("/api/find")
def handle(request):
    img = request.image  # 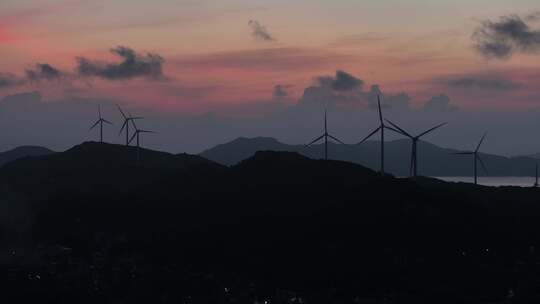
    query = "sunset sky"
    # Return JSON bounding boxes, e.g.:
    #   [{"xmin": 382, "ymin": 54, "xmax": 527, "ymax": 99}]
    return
[{"xmin": 0, "ymin": 0, "xmax": 540, "ymax": 154}]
